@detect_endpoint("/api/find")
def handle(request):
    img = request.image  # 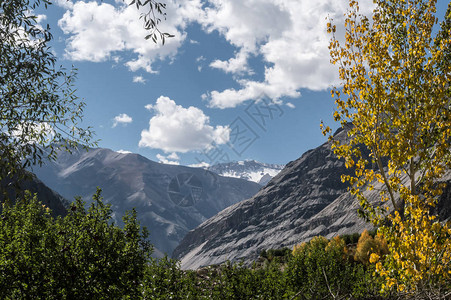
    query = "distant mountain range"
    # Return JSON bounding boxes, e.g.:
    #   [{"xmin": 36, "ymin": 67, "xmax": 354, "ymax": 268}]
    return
[
  {"xmin": 27, "ymin": 129, "xmax": 451, "ymax": 270},
  {"xmin": 207, "ymin": 161, "xmax": 284, "ymax": 186},
  {"xmin": 32, "ymin": 147, "xmax": 261, "ymax": 257}
]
